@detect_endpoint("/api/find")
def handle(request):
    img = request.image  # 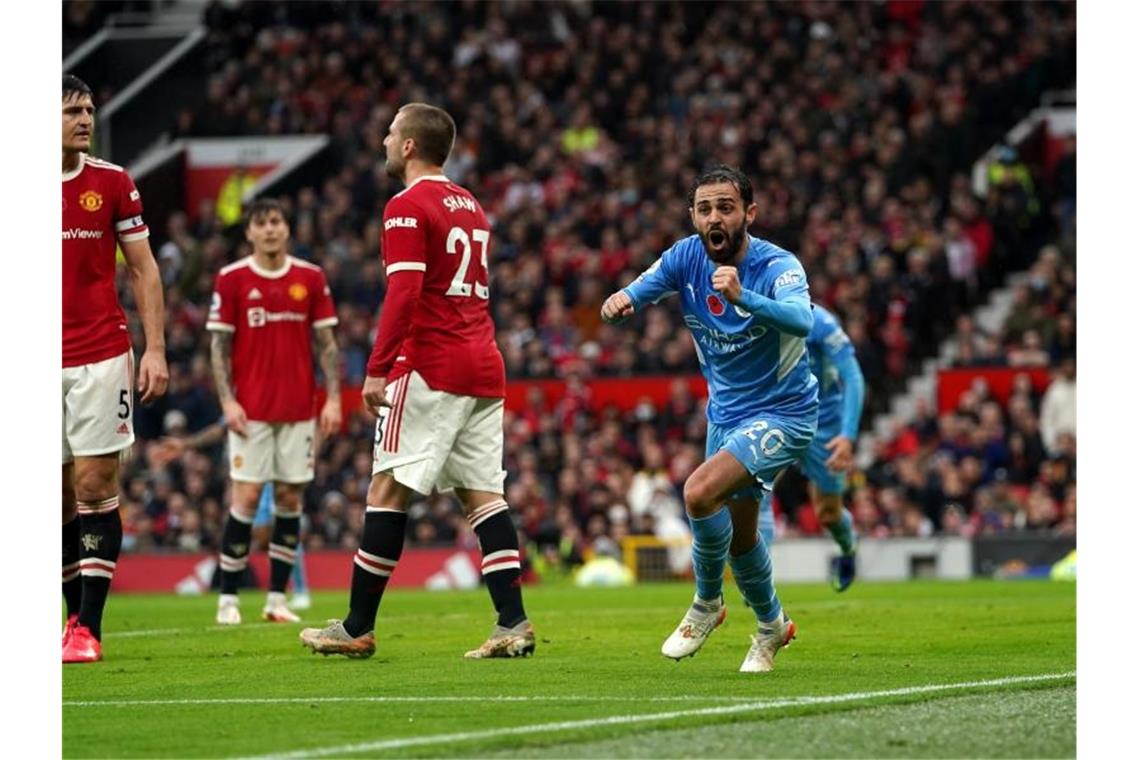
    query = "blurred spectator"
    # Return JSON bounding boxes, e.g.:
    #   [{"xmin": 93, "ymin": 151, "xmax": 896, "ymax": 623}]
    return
[{"xmin": 1039, "ymin": 358, "xmax": 1076, "ymax": 455}]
